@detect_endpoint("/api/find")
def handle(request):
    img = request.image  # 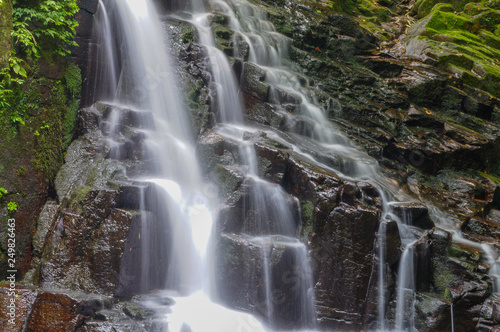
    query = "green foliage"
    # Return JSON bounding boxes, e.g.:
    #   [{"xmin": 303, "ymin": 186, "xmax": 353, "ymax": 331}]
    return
[
  {"xmin": 327, "ymin": 0, "xmax": 392, "ymax": 21},
  {"xmin": 61, "ymin": 63, "xmax": 81, "ymax": 148},
  {"xmin": 12, "ymin": 0, "xmax": 79, "ymax": 58},
  {"xmin": 0, "ymin": 81, "xmax": 11, "ymax": 108},
  {"xmin": 0, "ymin": 187, "xmax": 7, "ymax": 199},
  {"xmin": 0, "ymin": 0, "xmax": 79, "ymax": 116},
  {"xmin": 7, "ymin": 201, "xmax": 18, "ymax": 212}
]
